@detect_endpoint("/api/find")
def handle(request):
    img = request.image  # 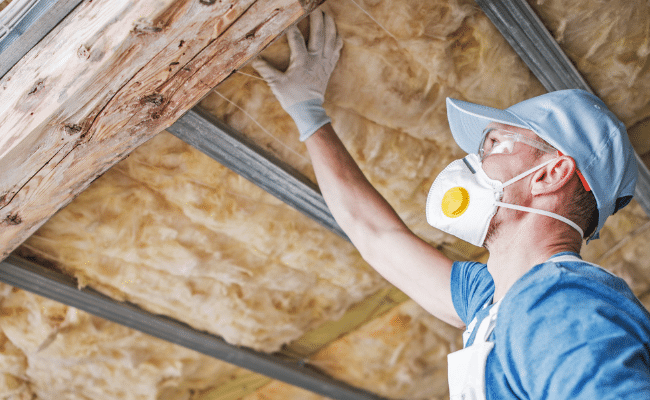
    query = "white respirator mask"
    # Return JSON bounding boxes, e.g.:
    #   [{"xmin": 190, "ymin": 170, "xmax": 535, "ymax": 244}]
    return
[{"xmin": 425, "ymin": 153, "xmax": 583, "ymax": 247}]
